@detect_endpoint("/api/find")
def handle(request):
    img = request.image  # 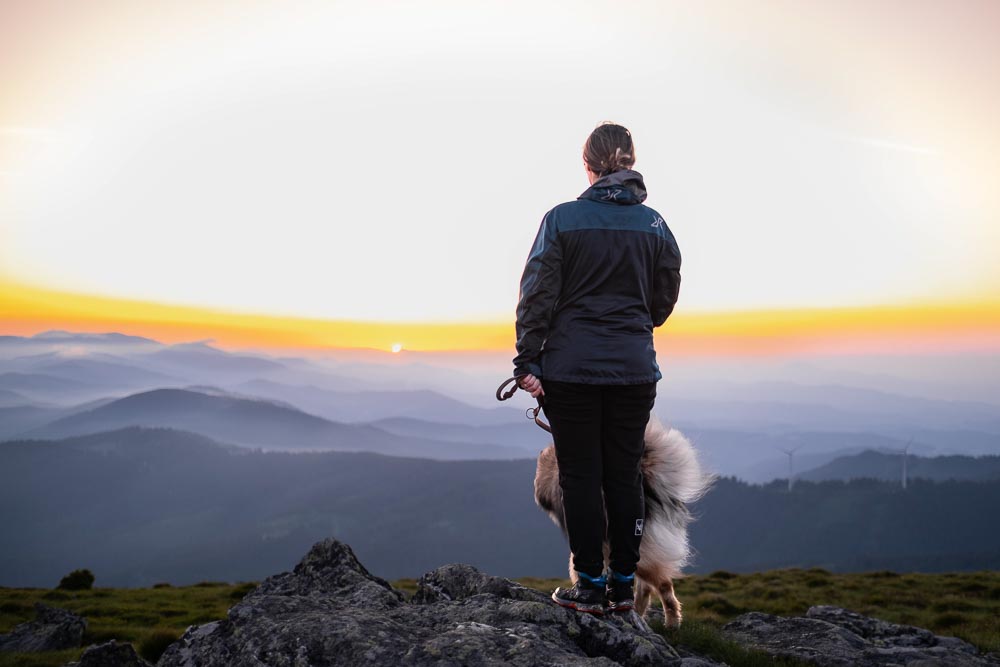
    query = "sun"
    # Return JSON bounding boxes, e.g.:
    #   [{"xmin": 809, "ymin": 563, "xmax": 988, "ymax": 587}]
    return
[{"xmin": 391, "ymin": 343, "xmax": 403, "ymax": 354}]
